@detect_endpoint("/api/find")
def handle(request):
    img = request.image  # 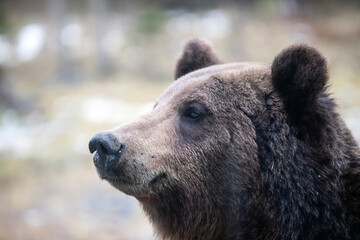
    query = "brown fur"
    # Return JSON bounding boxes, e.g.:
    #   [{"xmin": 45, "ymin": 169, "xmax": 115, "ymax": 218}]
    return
[
  {"xmin": 174, "ymin": 38, "xmax": 222, "ymax": 80},
  {"xmin": 89, "ymin": 39, "xmax": 360, "ymax": 239}
]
